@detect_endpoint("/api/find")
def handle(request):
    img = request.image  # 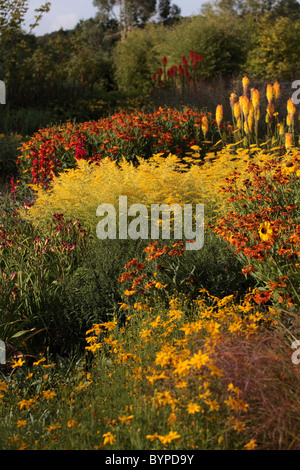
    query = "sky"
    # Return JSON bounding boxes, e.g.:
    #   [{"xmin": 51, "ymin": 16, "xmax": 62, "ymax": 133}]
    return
[{"xmin": 24, "ymin": 0, "xmax": 206, "ymax": 36}]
